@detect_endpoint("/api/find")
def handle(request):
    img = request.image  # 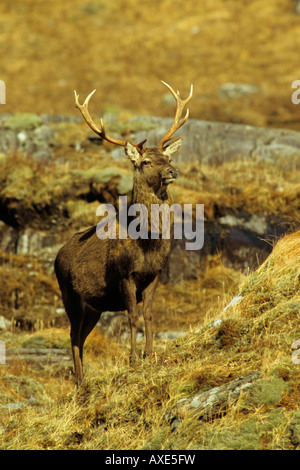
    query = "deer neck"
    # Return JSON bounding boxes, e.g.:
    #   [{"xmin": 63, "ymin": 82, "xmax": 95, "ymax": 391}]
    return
[
  {"xmin": 132, "ymin": 177, "xmax": 172, "ymax": 209},
  {"xmin": 130, "ymin": 177, "xmax": 173, "ymax": 237}
]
